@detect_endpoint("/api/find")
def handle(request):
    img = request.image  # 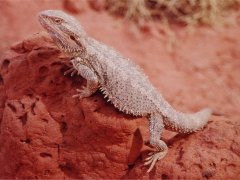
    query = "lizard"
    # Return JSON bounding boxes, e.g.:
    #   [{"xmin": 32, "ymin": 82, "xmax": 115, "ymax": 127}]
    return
[{"xmin": 38, "ymin": 10, "xmax": 212, "ymax": 172}]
